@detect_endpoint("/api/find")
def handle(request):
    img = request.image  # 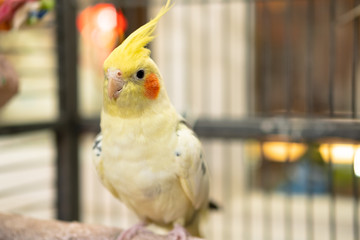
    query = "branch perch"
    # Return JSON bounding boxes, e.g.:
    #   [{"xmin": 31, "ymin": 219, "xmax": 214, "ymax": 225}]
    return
[{"xmin": 0, "ymin": 213, "xmax": 203, "ymax": 240}]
